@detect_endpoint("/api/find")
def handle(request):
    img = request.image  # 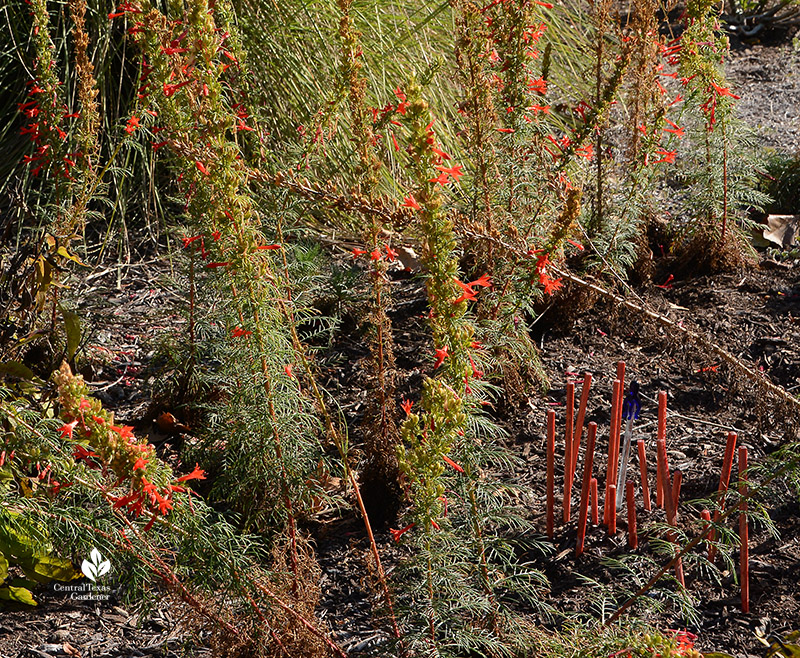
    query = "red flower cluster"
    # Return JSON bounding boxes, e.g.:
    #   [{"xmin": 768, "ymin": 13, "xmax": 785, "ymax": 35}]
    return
[
  {"xmin": 110, "ymin": 464, "xmax": 205, "ymax": 530},
  {"xmin": 531, "ymin": 251, "xmax": 563, "ymax": 295},
  {"xmin": 351, "ymin": 243, "xmax": 399, "ymax": 263},
  {"xmin": 700, "ymin": 82, "xmax": 740, "ymax": 130},
  {"xmin": 18, "ymin": 80, "xmax": 81, "ymax": 179},
  {"xmin": 60, "ymin": 407, "xmax": 205, "ymax": 530},
  {"xmin": 107, "ymin": 1, "xmax": 141, "ymax": 20}
]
